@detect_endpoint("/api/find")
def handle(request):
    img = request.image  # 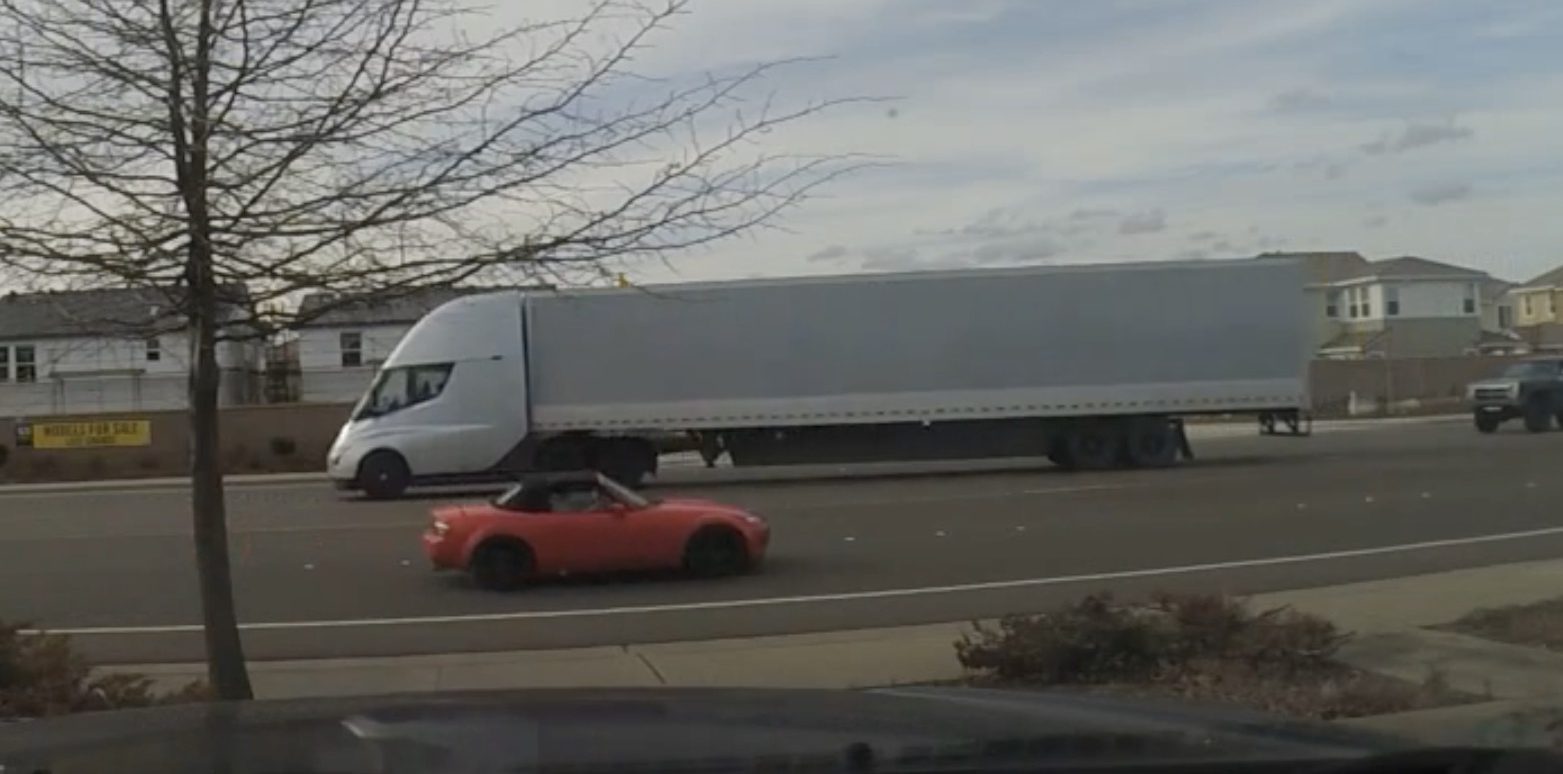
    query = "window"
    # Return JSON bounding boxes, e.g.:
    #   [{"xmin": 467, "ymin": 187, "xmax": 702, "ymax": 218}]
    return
[
  {"xmin": 1348, "ymin": 287, "xmax": 1359, "ymax": 318},
  {"xmin": 354, "ymin": 363, "xmax": 454, "ymax": 419},
  {"xmin": 1325, "ymin": 290, "xmax": 1340, "ymax": 318},
  {"xmin": 145, "ymin": 337, "xmax": 161, "ymax": 362},
  {"xmin": 1525, "ymin": 295, "xmax": 1535, "ymax": 317},
  {"xmin": 340, "ymin": 331, "xmax": 363, "ymax": 368},
  {"xmin": 1463, "ymin": 283, "xmax": 1477, "ymax": 315},
  {"xmin": 0, "ymin": 346, "xmax": 7, "ymax": 382},
  {"xmin": 1359, "ymin": 287, "xmax": 1371, "ymax": 318},
  {"xmin": 1384, "ymin": 286, "xmax": 1400, "ymax": 317},
  {"xmin": 14, "ymin": 345, "xmax": 35, "ymax": 383}
]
